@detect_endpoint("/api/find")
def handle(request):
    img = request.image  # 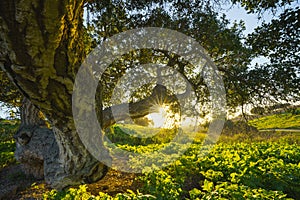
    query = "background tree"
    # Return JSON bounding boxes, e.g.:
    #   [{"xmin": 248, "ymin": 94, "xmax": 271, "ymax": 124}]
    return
[
  {"xmin": 234, "ymin": 0, "xmax": 300, "ymax": 110},
  {"xmin": 232, "ymin": 0, "xmax": 296, "ymax": 14},
  {"xmin": 247, "ymin": 7, "xmax": 300, "ymax": 105},
  {"xmin": 87, "ymin": 0, "xmax": 252, "ymax": 113},
  {"xmin": 0, "ymin": 69, "xmax": 22, "ymax": 117}
]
